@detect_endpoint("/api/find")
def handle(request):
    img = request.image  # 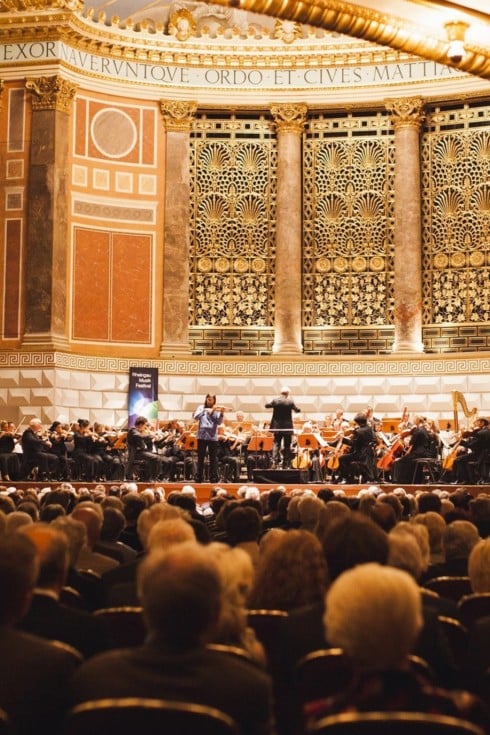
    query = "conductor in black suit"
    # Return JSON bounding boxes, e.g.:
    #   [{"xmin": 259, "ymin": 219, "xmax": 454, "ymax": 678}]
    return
[{"xmin": 265, "ymin": 386, "xmax": 301, "ymax": 469}]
